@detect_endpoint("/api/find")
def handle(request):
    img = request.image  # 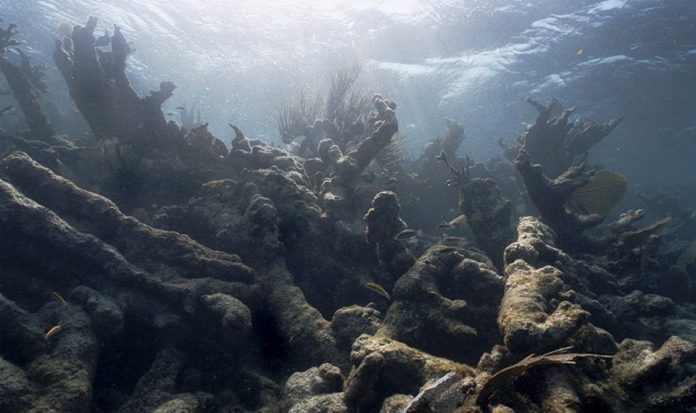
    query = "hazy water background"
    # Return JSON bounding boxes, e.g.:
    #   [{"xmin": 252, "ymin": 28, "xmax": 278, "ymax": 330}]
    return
[{"xmin": 1, "ymin": 0, "xmax": 694, "ymax": 188}]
